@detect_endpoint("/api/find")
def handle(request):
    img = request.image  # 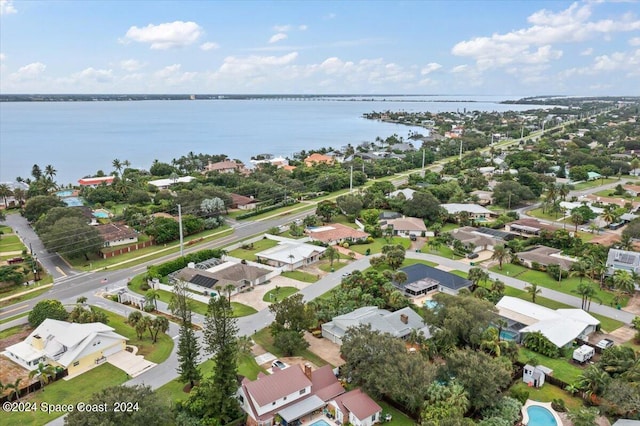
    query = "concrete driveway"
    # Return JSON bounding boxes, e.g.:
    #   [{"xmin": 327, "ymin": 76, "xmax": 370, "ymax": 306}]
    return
[{"xmin": 108, "ymin": 349, "xmax": 156, "ymax": 378}]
